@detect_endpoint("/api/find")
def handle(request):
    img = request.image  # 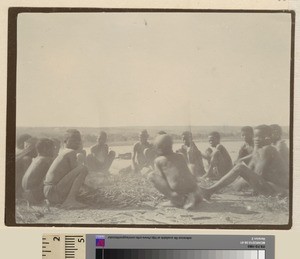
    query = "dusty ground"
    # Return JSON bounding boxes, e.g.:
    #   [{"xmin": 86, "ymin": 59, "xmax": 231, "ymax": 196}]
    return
[{"xmin": 16, "ymin": 159, "xmax": 289, "ymax": 226}]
